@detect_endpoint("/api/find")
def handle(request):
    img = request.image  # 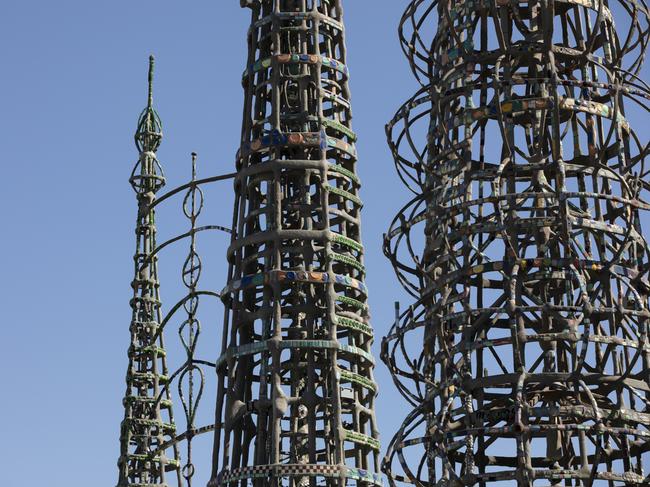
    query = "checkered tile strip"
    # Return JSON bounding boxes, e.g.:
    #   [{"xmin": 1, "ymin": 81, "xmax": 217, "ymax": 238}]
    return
[{"xmin": 216, "ymin": 464, "xmax": 383, "ymax": 485}]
